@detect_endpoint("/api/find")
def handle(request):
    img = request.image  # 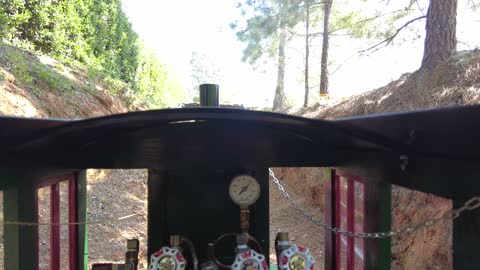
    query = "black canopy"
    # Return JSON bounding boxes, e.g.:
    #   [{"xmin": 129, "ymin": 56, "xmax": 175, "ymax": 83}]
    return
[{"xmin": 1, "ymin": 105, "xmax": 480, "ymax": 198}]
